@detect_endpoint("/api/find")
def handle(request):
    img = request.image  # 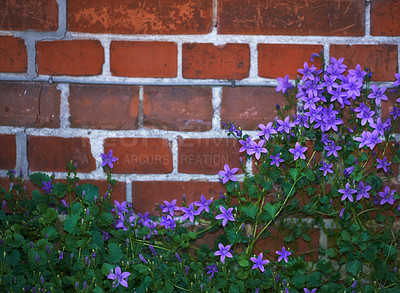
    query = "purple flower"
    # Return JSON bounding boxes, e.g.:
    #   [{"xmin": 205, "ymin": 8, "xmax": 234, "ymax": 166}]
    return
[
  {"xmin": 101, "ymin": 150, "xmax": 118, "ymax": 168},
  {"xmin": 181, "ymin": 203, "xmax": 200, "ymax": 223},
  {"xmin": 324, "ymin": 141, "xmax": 342, "ymax": 158},
  {"xmin": 270, "ymin": 153, "xmax": 284, "ymax": 167},
  {"xmin": 377, "ymin": 156, "xmax": 391, "ymax": 173},
  {"xmin": 354, "ymin": 103, "xmax": 375, "ymax": 126},
  {"xmin": 160, "ymin": 215, "xmax": 176, "ymax": 231},
  {"xmin": 379, "ymin": 186, "xmax": 396, "ymax": 205},
  {"xmin": 394, "ymin": 73, "xmax": 400, "ymax": 87},
  {"xmin": 194, "ymin": 194, "xmax": 212, "ymax": 213},
  {"xmin": 343, "ymin": 166, "xmax": 354, "ymax": 176},
  {"xmin": 276, "ymin": 74, "xmax": 294, "ymax": 94},
  {"xmin": 348, "ymin": 64, "xmax": 367, "ymax": 83},
  {"xmin": 138, "ymin": 212, "xmax": 152, "ymax": 227},
  {"xmin": 289, "ymin": 142, "xmax": 307, "ymax": 161},
  {"xmin": 250, "ymin": 252, "xmax": 270, "ymax": 272},
  {"xmin": 258, "ymin": 122, "xmax": 277, "ymax": 141},
  {"xmin": 276, "ymin": 246, "xmax": 291, "ymax": 263},
  {"xmin": 298, "ymin": 61, "xmax": 317, "ymax": 82},
  {"xmin": 214, "ymin": 243, "xmax": 233, "ymax": 263},
  {"xmin": 368, "ymin": 85, "xmax": 388, "ymax": 106},
  {"xmin": 339, "ymin": 208, "xmax": 345, "ymax": 218},
  {"xmin": 139, "ymin": 254, "xmax": 148, "ymax": 264},
  {"xmin": 342, "ymin": 76, "xmax": 362, "ymax": 100},
  {"xmin": 175, "ymin": 253, "xmax": 182, "ymax": 263},
  {"xmin": 218, "ymin": 164, "xmax": 239, "ymax": 184},
  {"xmin": 319, "ymin": 161, "xmax": 333, "ymax": 176},
  {"xmin": 276, "ymin": 116, "xmax": 295, "ymax": 134},
  {"xmin": 162, "ymin": 199, "xmax": 180, "ymax": 216},
  {"xmin": 370, "ymin": 117, "xmax": 389, "ymax": 136},
  {"xmin": 113, "ymin": 200, "xmax": 129, "ymax": 215},
  {"xmin": 59, "ymin": 251, "xmax": 64, "ymax": 260},
  {"xmin": 239, "ymin": 137, "xmax": 253, "ymax": 154},
  {"xmin": 205, "ymin": 263, "xmax": 218, "ymax": 277},
  {"xmin": 339, "ymin": 183, "xmax": 357, "ymax": 202},
  {"xmin": 304, "ymin": 289, "xmax": 317, "ymax": 293},
  {"xmin": 356, "ymin": 181, "xmax": 371, "ymax": 201},
  {"xmin": 248, "ymin": 140, "xmax": 268, "ymax": 160},
  {"xmin": 215, "ymin": 206, "xmax": 235, "ymax": 227},
  {"xmin": 42, "ymin": 179, "xmax": 54, "ymax": 194},
  {"xmin": 107, "ymin": 266, "xmax": 131, "ymax": 288}
]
